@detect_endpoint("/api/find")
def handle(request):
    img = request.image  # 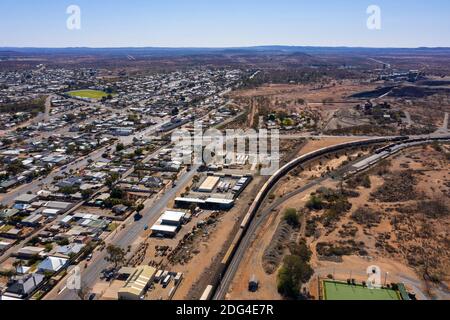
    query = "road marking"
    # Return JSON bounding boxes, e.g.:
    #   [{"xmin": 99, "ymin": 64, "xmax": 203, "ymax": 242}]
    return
[{"xmin": 58, "ymin": 286, "xmax": 67, "ymax": 295}]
